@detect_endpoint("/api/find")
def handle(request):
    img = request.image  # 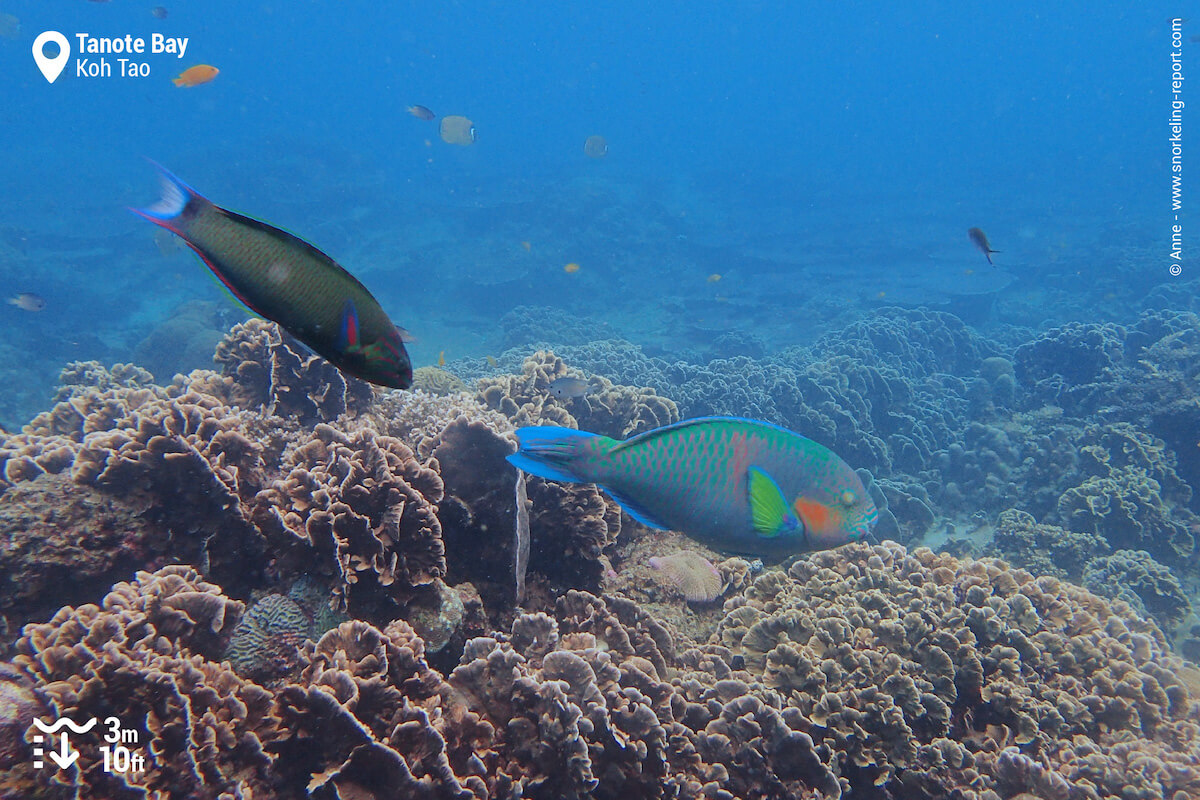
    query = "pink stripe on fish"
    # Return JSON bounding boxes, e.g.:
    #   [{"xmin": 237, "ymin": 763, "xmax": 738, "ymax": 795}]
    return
[{"xmin": 730, "ymin": 429, "xmax": 750, "ymax": 485}]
